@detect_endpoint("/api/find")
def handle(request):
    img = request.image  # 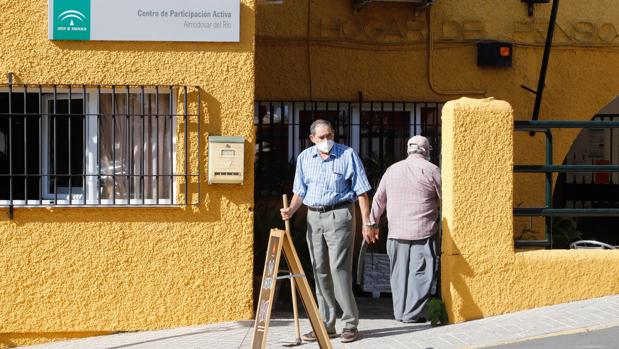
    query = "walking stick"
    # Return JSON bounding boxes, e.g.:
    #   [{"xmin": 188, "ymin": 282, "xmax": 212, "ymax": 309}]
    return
[{"xmin": 282, "ymin": 194, "xmax": 302, "ymax": 346}]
